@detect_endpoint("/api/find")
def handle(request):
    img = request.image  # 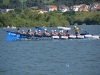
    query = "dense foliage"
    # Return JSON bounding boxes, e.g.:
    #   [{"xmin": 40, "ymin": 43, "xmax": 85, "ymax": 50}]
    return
[
  {"xmin": 0, "ymin": 8, "xmax": 69, "ymax": 27},
  {"xmin": 0, "ymin": 9, "xmax": 100, "ymax": 27},
  {"xmin": 63, "ymin": 11, "xmax": 100, "ymax": 25}
]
